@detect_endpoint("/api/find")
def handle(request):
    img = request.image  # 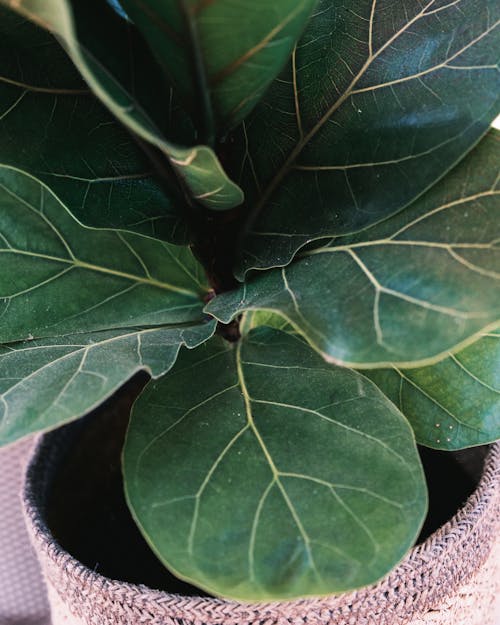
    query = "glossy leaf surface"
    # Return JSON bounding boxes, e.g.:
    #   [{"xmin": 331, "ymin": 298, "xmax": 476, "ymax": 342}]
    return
[
  {"xmin": 124, "ymin": 328, "xmax": 426, "ymax": 600},
  {"xmin": 207, "ymin": 132, "xmax": 500, "ymax": 367},
  {"xmin": 0, "ymin": 321, "xmax": 215, "ymax": 446},
  {"xmin": 366, "ymin": 329, "xmax": 500, "ymax": 450},
  {"xmin": 0, "ymin": 167, "xmax": 210, "ymax": 343},
  {"xmin": 0, "ymin": 7, "xmax": 189, "ymax": 242},
  {"xmin": 232, "ymin": 0, "xmax": 500, "ymax": 276},
  {"xmin": 119, "ymin": 0, "xmax": 317, "ymax": 134},
  {"xmin": 2, "ymin": 0, "xmax": 243, "ymax": 209},
  {"xmin": 240, "ymin": 310, "xmax": 296, "ymax": 336}
]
